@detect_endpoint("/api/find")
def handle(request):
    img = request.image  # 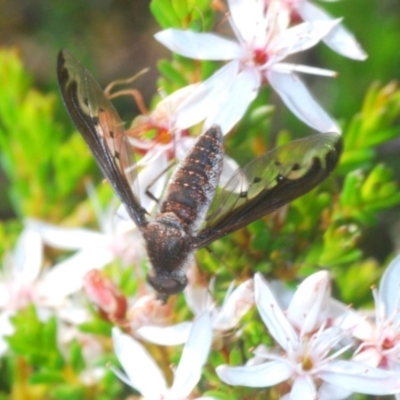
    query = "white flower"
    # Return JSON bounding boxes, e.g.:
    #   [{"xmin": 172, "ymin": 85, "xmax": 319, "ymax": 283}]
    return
[
  {"xmin": 216, "ymin": 272, "xmax": 400, "ymax": 399},
  {"xmin": 128, "ymin": 84, "xmax": 200, "ymax": 168},
  {"xmin": 353, "ymin": 255, "xmax": 400, "ymax": 374},
  {"xmin": 266, "ymin": 0, "xmax": 367, "ymax": 60},
  {"xmin": 135, "ymin": 278, "xmax": 254, "ymax": 346},
  {"xmin": 112, "ymin": 312, "xmax": 213, "ymax": 399},
  {"xmin": 155, "ymin": 0, "xmax": 341, "ymax": 134},
  {"xmin": 0, "ymin": 229, "xmax": 86, "ymax": 356},
  {"xmin": 27, "ymin": 212, "xmax": 141, "ymax": 302},
  {"xmin": 187, "ymin": 278, "xmax": 254, "ymax": 332},
  {"xmin": 0, "ymin": 229, "xmax": 43, "ymax": 355}
]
